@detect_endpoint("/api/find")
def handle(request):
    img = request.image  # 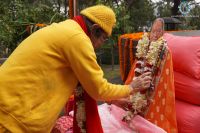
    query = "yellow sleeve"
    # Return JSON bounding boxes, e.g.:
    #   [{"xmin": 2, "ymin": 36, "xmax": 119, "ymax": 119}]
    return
[{"xmin": 62, "ymin": 33, "xmax": 130, "ymax": 101}]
